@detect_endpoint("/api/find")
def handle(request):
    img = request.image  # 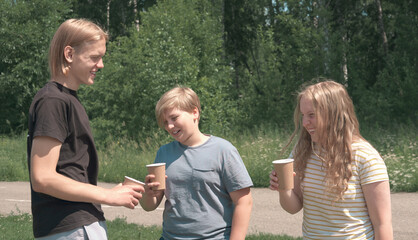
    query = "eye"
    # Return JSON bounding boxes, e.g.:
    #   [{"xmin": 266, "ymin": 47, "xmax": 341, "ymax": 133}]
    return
[{"xmin": 91, "ymin": 56, "xmax": 101, "ymax": 62}]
